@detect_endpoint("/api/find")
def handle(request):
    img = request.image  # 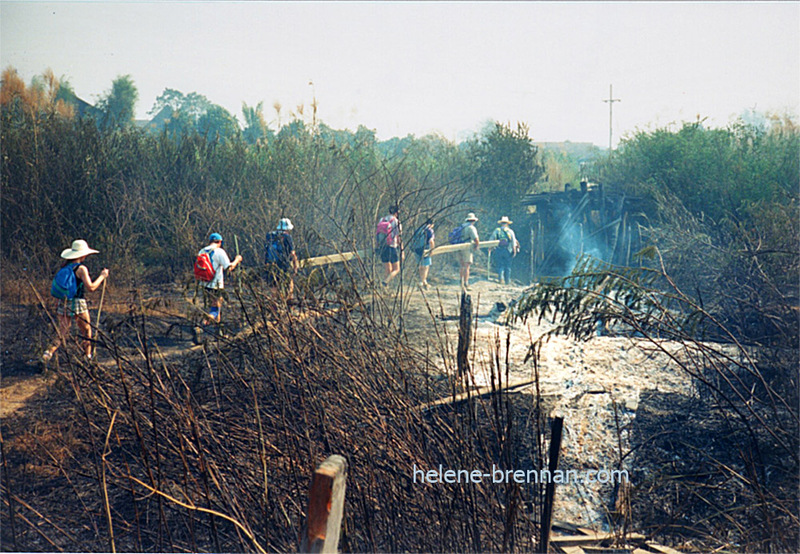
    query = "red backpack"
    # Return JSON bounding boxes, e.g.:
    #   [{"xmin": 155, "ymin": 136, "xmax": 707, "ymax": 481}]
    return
[
  {"xmin": 375, "ymin": 217, "xmax": 394, "ymax": 248},
  {"xmin": 193, "ymin": 248, "xmax": 216, "ymax": 281}
]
